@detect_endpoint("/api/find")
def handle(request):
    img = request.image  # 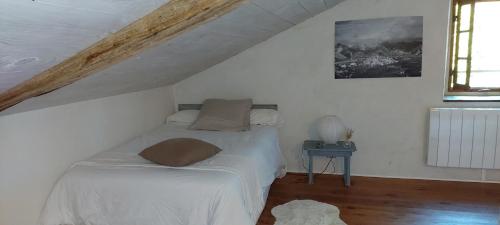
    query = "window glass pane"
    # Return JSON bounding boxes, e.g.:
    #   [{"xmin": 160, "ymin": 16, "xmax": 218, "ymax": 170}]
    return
[
  {"xmin": 470, "ymin": 71, "xmax": 500, "ymax": 88},
  {"xmin": 470, "ymin": 1, "xmax": 500, "ymax": 88},
  {"xmin": 460, "ymin": 4, "xmax": 471, "ymax": 31},
  {"xmin": 456, "ymin": 59, "xmax": 467, "ymax": 72},
  {"xmin": 458, "ymin": 32, "xmax": 469, "ymax": 58},
  {"xmin": 457, "ymin": 72, "xmax": 467, "ymax": 85}
]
